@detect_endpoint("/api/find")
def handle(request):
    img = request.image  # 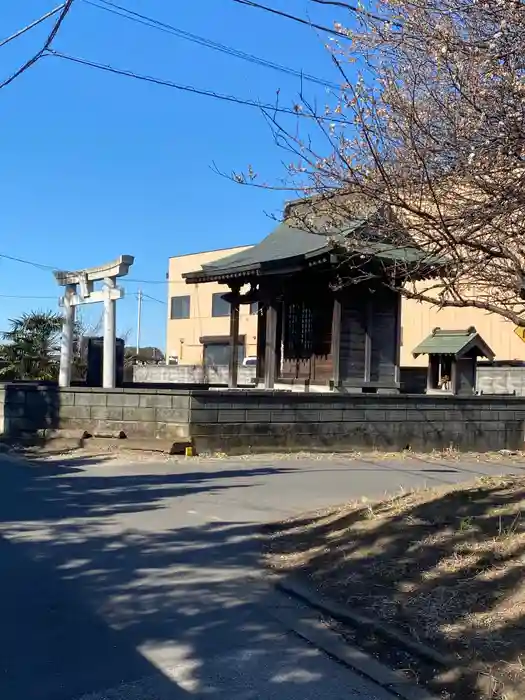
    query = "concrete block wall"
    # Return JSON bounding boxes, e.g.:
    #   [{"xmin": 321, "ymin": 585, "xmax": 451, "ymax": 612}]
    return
[
  {"xmin": 400, "ymin": 364, "xmax": 525, "ymax": 396},
  {"xmin": 477, "ymin": 366, "xmax": 525, "ymax": 396},
  {"xmin": 133, "ymin": 364, "xmax": 256, "ymax": 385},
  {"xmin": 189, "ymin": 390, "xmax": 525, "ymax": 453},
  {"xmin": 1, "ymin": 384, "xmax": 191, "ymax": 440},
  {"xmin": 2, "ymin": 383, "xmax": 525, "ymax": 453}
]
